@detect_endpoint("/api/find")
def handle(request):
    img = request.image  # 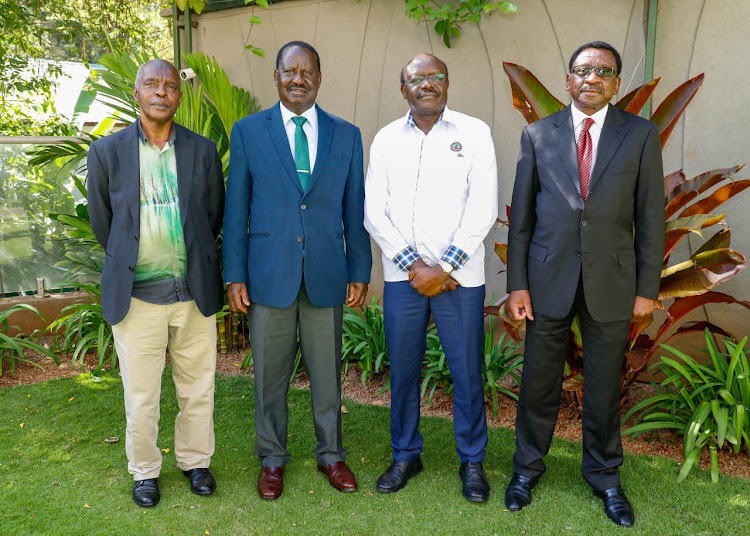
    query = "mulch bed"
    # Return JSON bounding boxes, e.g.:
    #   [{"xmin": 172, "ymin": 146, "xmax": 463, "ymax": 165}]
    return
[{"xmin": 2, "ymin": 347, "xmax": 749, "ymax": 481}]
